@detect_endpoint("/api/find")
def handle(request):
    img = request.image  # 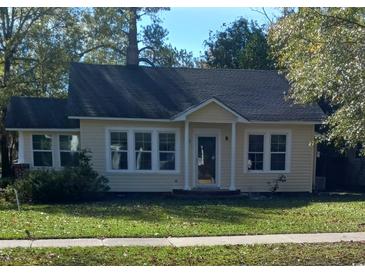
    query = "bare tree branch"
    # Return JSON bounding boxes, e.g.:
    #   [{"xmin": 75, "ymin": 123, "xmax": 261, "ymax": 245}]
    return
[
  {"xmin": 138, "ymin": 46, "xmax": 155, "ymax": 53},
  {"xmin": 10, "ymin": 8, "xmax": 53, "ymax": 55},
  {"xmin": 13, "ymin": 57, "xmax": 38, "ymax": 62},
  {"xmin": 251, "ymin": 8, "xmax": 274, "ymax": 25},
  {"xmin": 77, "ymin": 44, "xmax": 126, "ymax": 58},
  {"xmin": 312, "ymin": 9, "xmax": 365, "ymax": 29},
  {"xmin": 138, "ymin": 57, "xmax": 155, "ymax": 67}
]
